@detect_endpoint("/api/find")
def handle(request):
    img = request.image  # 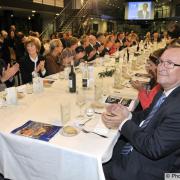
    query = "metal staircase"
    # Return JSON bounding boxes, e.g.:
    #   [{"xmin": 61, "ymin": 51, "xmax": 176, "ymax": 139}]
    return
[
  {"xmin": 57, "ymin": 0, "xmax": 89, "ymax": 33},
  {"xmin": 40, "ymin": 0, "xmax": 90, "ymax": 38}
]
